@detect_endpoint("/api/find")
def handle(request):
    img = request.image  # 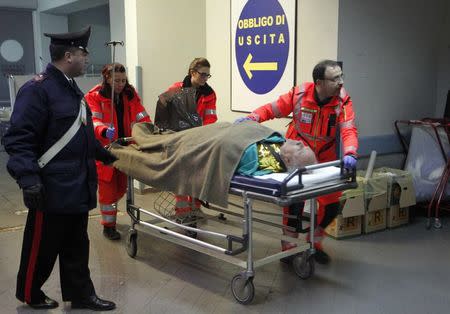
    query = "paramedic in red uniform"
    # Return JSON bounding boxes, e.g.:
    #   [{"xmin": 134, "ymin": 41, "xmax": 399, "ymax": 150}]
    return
[
  {"xmin": 166, "ymin": 57, "xmax": 218, "ymax": 220},
  {"xmin": 85, "ymin": 63, "xmax": 151, "ymax": 240},
  {"xmin": 235, "ymin": 60, "xmax": 358, "ymax": 264}
]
